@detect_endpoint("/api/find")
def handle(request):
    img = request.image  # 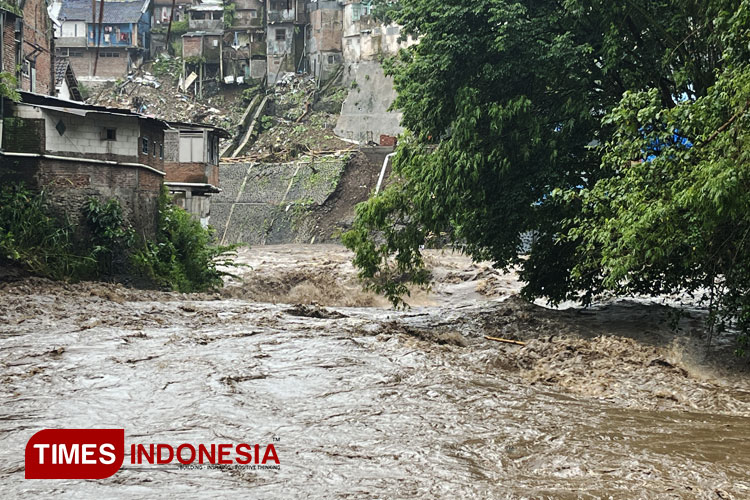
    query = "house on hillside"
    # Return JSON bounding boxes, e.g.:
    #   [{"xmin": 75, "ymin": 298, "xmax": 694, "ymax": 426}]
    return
[
  {"xmin": 305, "ymin": 1, "xmax": 344, "ymax": 83},
  {"xmin": 181, "ymin": 0, "xmax": 224, "ymax": 95},
  {"xmin": 187, "ymin": 0, "xmax": 223, "ymax": 31},
  {"xmin": 223, "ymin": 0, "xmax": 266, "ymax": 83},
  {"xmin": 340, "ymin": 0, "xmax": 415, "ymax": 63},
  {"xmin": 153, "ymin": 0, "xmax": 191, "ymax": 24},
  {"xmin": 149, "ymin": 0, "xmax": 191, "ymax": 56},
  {"xmin": 265, "ymin": 0, "xmax": 306, "ymax": 84},
  {"xmin": 163, "ymin": 121, "xmax": 230, "ymax": 224},
  {"xmin": 55, "ymin": 0, "xmax": 152, "ymax": 80},
  {"xmin": 1, "ymin": 0, "xmax": 55, "ymax": 95}
]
